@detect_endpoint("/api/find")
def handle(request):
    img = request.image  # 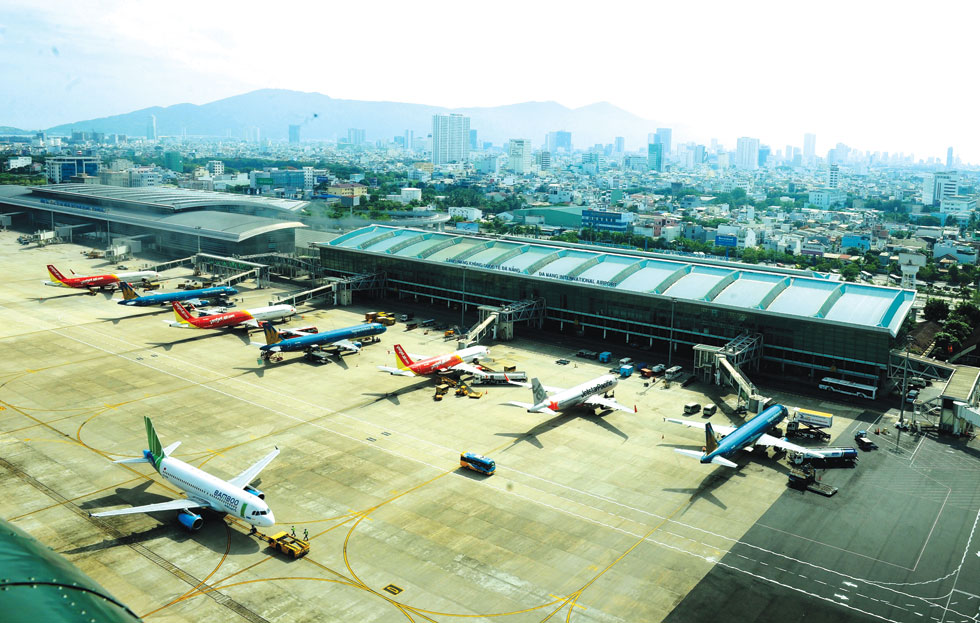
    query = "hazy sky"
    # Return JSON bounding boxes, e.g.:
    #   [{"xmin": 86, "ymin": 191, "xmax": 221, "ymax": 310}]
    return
[{"xmin": 3, "ymin": 0, "xmax": 977, "ymax": 162}]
